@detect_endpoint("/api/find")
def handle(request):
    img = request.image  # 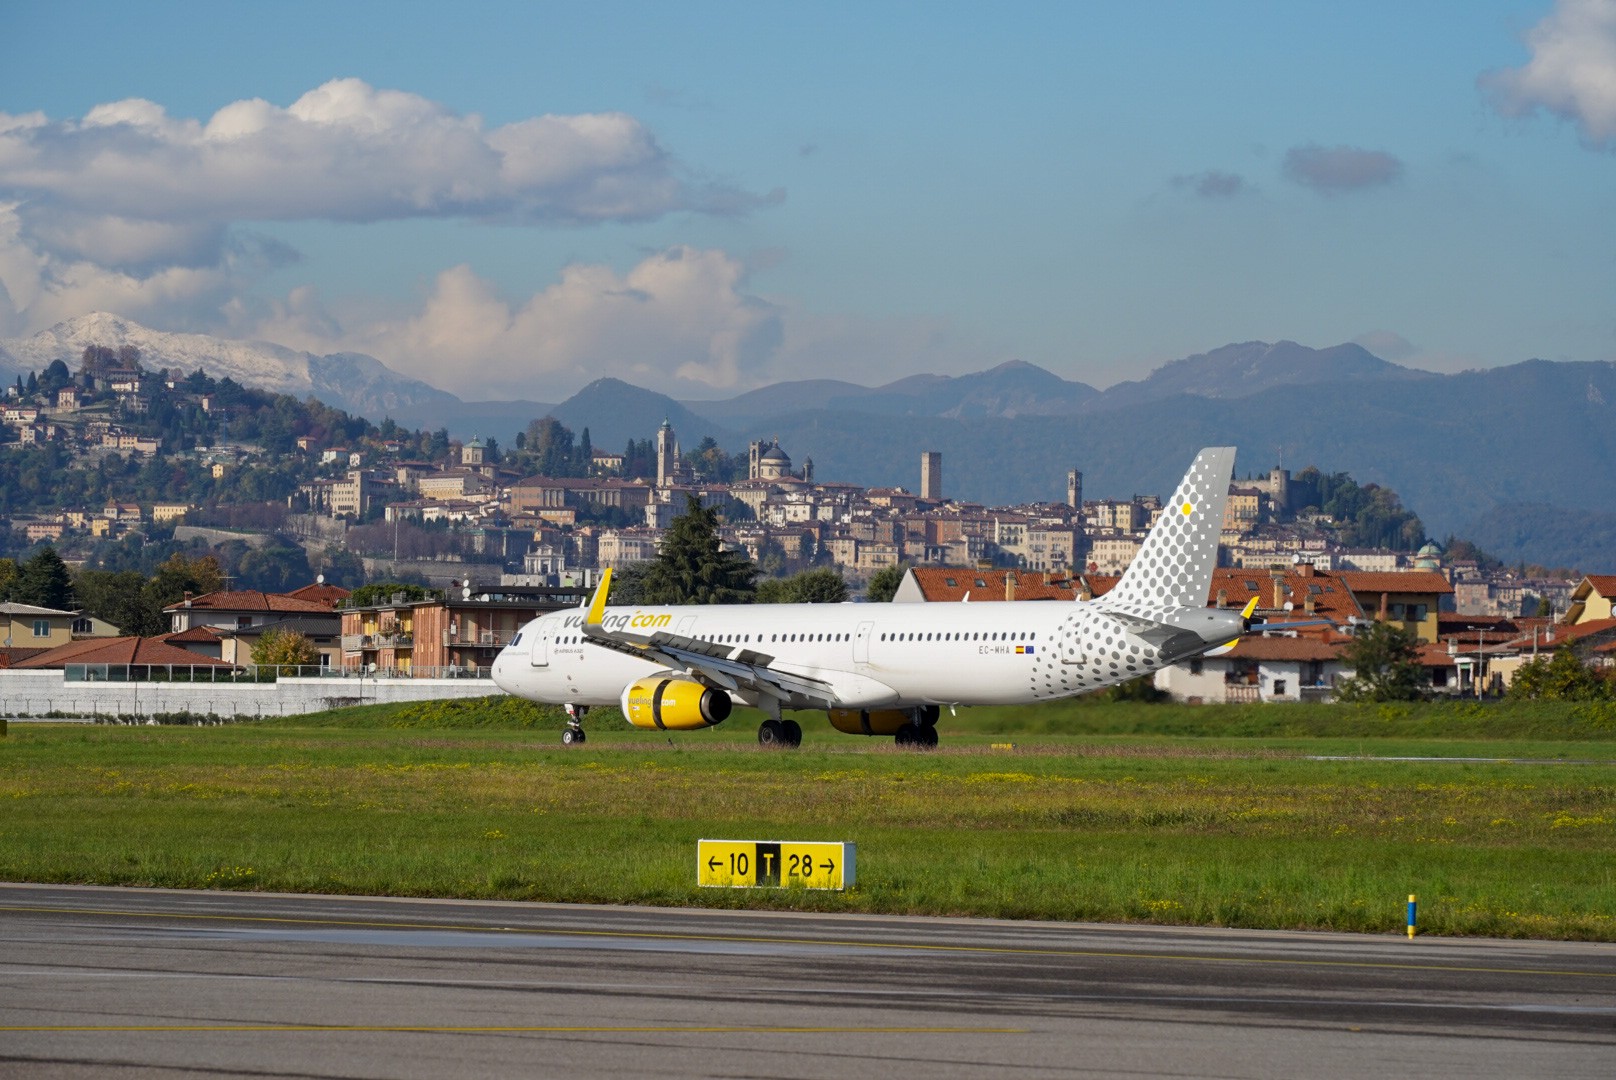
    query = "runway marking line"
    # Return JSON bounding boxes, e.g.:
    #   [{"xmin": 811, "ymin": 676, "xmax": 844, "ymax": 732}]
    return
[
  {"xmin": 0, "ymin": 1024, "xmax": 1023, "ymax": 1035},
  {"xmin": 2, "ymin": 902, "xmax": 1612, "ymax": 982}
]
